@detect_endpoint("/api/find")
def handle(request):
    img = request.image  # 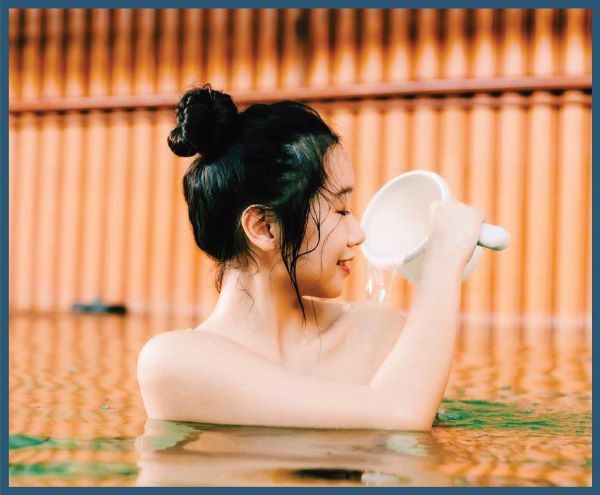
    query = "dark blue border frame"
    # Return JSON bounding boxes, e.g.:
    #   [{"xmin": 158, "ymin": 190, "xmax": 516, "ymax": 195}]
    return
[{"xmin": 2, "ymin": 1, "xmax": 595, "ymax": 493}]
